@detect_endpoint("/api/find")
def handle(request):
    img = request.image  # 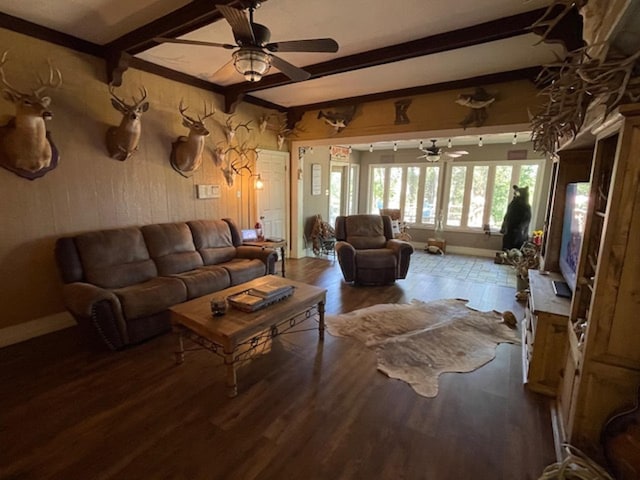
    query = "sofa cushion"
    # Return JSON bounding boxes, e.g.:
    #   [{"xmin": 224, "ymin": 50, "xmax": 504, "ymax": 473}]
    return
[
  {"xmin": 188, "ymin": 220, "xmax": 237, "ymax": 265},
  {"xmin": 171, "ymin": 266, "xmax": 231, "ymax": 299},
  {"xmin": 113, "ymin": 276, "xmax": 187, "ymax": 320},
  {"xmin": 215, "ymin": 259, "xmax": 267, "ymax": 286},
  {"xmin": 345, "ymin": 215, "xmax": 387, "ymax": 249},
  {"xmin": 75, "ymin": 227, "xmax": 157, "ymax": 289},
  {"xmin": 141, "ymin": 222, "xmax": 204, "ymax": 275}
]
